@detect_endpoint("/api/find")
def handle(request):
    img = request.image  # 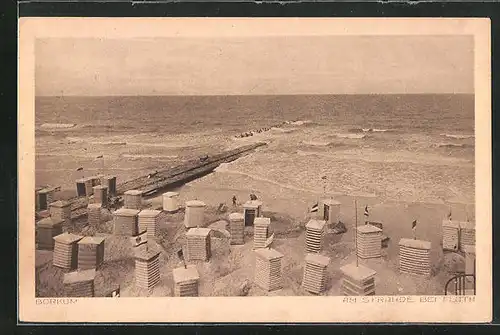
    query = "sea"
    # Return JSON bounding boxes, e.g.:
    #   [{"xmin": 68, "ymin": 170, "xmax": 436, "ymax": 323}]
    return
[{"xmin": 35, "ymin": 94, "xmax": 475, "ymax": 205}]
